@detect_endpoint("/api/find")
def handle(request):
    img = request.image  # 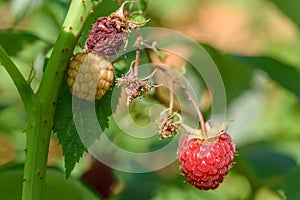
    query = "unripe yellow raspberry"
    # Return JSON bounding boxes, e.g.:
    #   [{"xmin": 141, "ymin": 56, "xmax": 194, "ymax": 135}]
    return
[{"xmin": 67, "ymin": 52, "xmax": 114, "ymax": 101}]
